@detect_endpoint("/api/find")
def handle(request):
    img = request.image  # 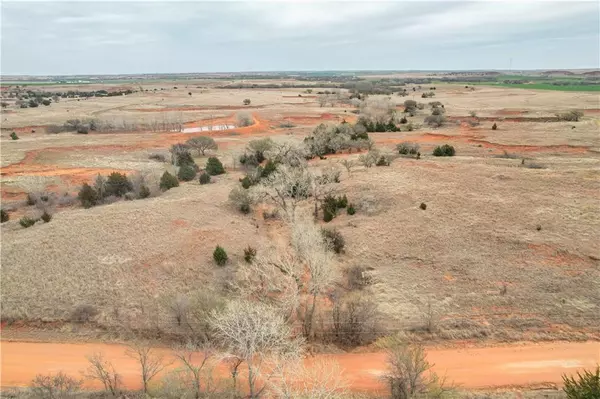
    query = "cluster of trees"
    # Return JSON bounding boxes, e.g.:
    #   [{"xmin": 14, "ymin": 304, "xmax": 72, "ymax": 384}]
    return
[
  {"xmin": 304, "ymin": 122, "xmax": 372, "ymax": 157},
  {"xmin": 77, "ymin": 172, "xmax": 153, "ymax": 208},
  {"xmin": 3, "ymin": 88, "xmax": 136, "ymax": 109}
]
